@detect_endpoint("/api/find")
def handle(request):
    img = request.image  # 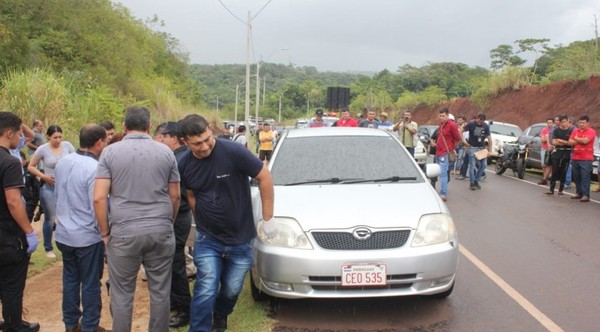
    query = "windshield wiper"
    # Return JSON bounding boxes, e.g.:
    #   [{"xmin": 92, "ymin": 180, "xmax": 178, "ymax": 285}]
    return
[
  {"xmin": 343, "ymin": 176, "xmax": 417, "ymax": 184},
  {"xmin": 283, "ymin": 177, "xmax": 363, "ymax": 186}
]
